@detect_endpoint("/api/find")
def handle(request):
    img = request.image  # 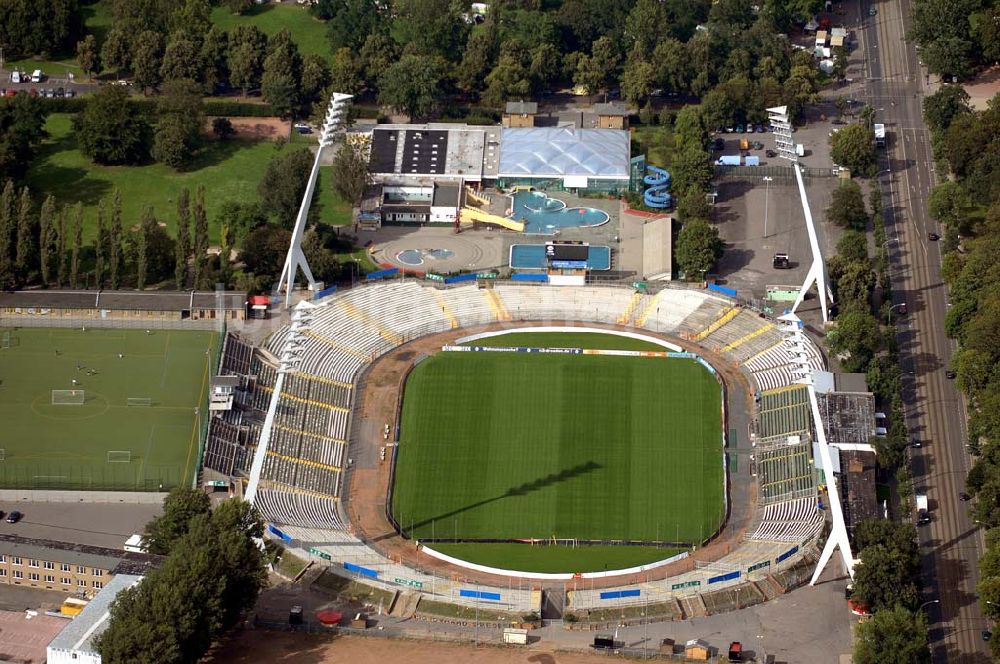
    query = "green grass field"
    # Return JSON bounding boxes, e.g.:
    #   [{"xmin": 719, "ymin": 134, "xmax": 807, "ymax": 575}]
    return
[
  {"xmin": 392, "ymin": 334, "xmax": 724, "ymax": 572},
  {"xmin": 209, "ymin": 4, "xmax": 331, "ymax": 58},
  {"xmin": 25, "ymin": 115, "xmax": 351, "ymax": 243},
  {"xmin": 0, "ymin": 327, "xmax": 220, "ymax": 490}
]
